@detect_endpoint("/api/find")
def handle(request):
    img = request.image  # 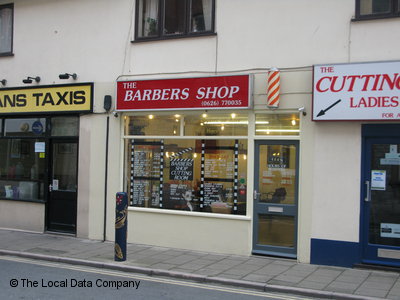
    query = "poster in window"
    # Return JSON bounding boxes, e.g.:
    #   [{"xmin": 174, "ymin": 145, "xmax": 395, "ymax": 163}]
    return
[
  {"xmin": 169, "ymin": 159, "xmax": 193, "ymax": 181},
  {"xmin": 168, "ymin": 183, "xmax": 194, "ymax": 211},
  {"xmin": 132, "ymin": 180, "xmax": 159, "ymax": 207},
  {"xmin": 133, "ymin": 149, "xmax": 161, "ymax": 177},
  {"xmin": 267, "ymin": 146, "xmax": 289, "ymax": 169},
  {"xmin": 203, "ymin": 182, "xmax": 229, "ymax": 206},
  {"xmin": 132, "ymin": 180, "xmax": 149, "ymax": 207},
  {"xmin": 204, "ymin": 153, "xmax": 234, "ymax": 179}
]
